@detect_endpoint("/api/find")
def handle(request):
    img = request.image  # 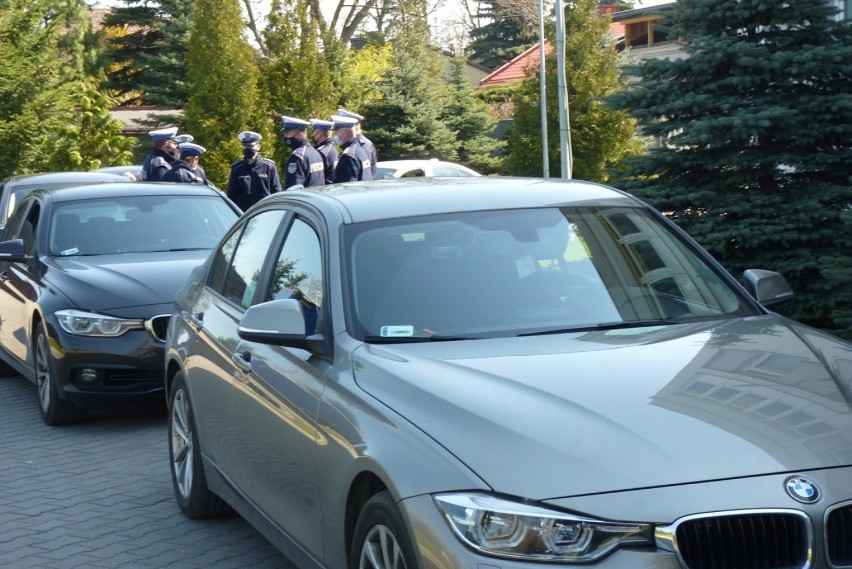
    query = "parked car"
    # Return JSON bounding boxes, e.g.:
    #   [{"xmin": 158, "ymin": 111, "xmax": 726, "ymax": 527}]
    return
[
  {"xmin": 0, "ymin": 182, "xmax": 240, "ymax": 425},
  {"xmin": 0, "ymin": 171, "xmax": 132, "ymax": 232},
  {"xmin": 374, "ymin": 159, "xmax": 481, "ymax": 179},
  {"xmin": 165, "ymin": 177, "xmax": 852, "ymax": 569},
  {"xmin": 91, "ymin": 165, "xmax": 144, "ymax": 180}
]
